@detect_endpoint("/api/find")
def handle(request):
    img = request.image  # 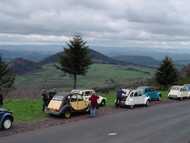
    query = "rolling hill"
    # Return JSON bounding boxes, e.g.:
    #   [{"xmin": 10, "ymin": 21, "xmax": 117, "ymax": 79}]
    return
[
  {"xmin": 113, "ymin": 55, "xmax": 160, "ymax": 67},
  {"xmin": 40, "ymin": 49, "xmax": 126, "ymax": 65},
  {"xmin": 8, "ymin": 49, "xmax": 128, "ymax": 75},
  {"xmin": 9, "ymin": 58, "xmax": 41, "ymax": 75}
]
